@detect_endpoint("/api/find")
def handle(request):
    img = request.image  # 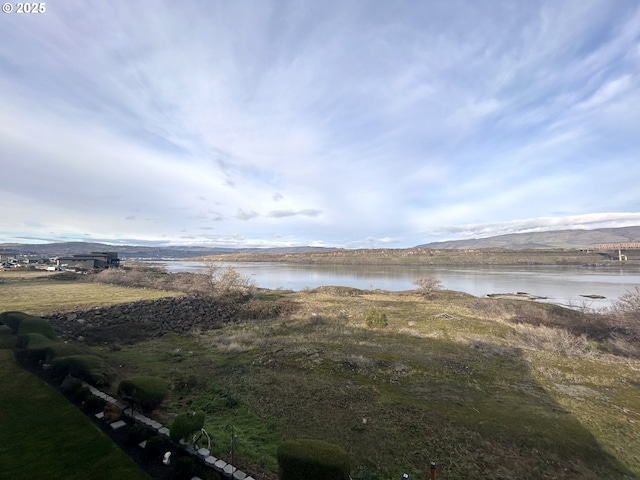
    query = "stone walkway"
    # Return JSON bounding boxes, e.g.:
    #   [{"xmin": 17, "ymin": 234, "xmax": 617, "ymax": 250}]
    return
[{"xmin": 85, "ymin": 383, "xmax": 255, "ymax": 480}]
